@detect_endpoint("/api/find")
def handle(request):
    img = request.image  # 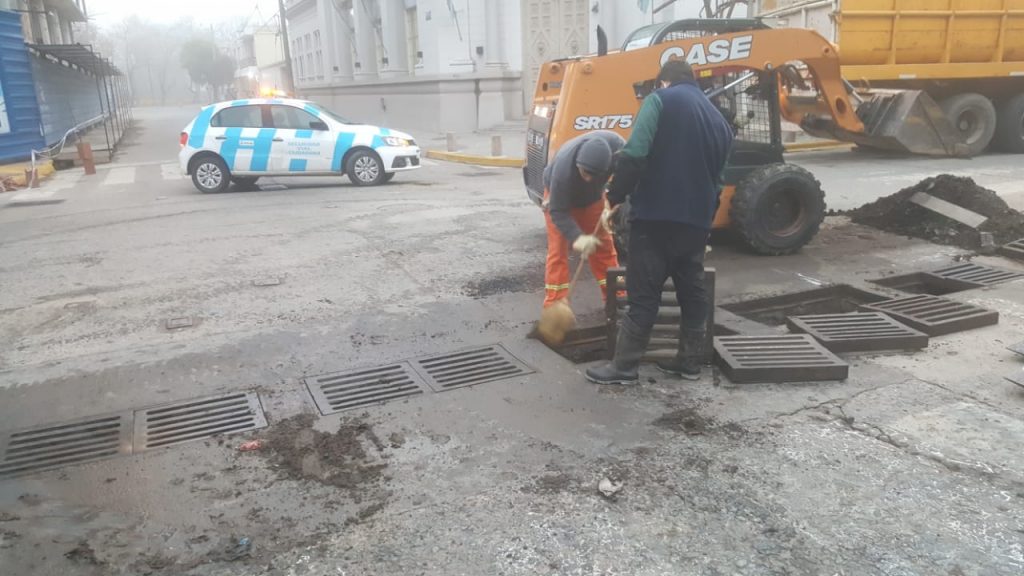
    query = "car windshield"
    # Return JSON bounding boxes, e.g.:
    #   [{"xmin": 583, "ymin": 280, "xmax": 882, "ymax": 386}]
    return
[{"xmin": 309, "ymin": 104, "xmax": 353, "ymax": 125}]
